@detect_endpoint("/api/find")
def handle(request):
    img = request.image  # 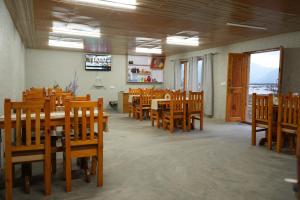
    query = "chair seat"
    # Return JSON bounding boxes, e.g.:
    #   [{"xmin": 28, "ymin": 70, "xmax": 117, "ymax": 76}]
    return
[
  {"xmin": 281, "ymin": 128, "xmax": 297, "ymax": 134},
  {"xmin": 163, "ymin": 112, "xmax": 184, "ymax": 120},
  {"xmin": 136, "ymin": 106, "xmax": 151, "ymax": 110},
  {"xmin": 256, "ymin": 123, "xmax": 268, "ymax": 129}
]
